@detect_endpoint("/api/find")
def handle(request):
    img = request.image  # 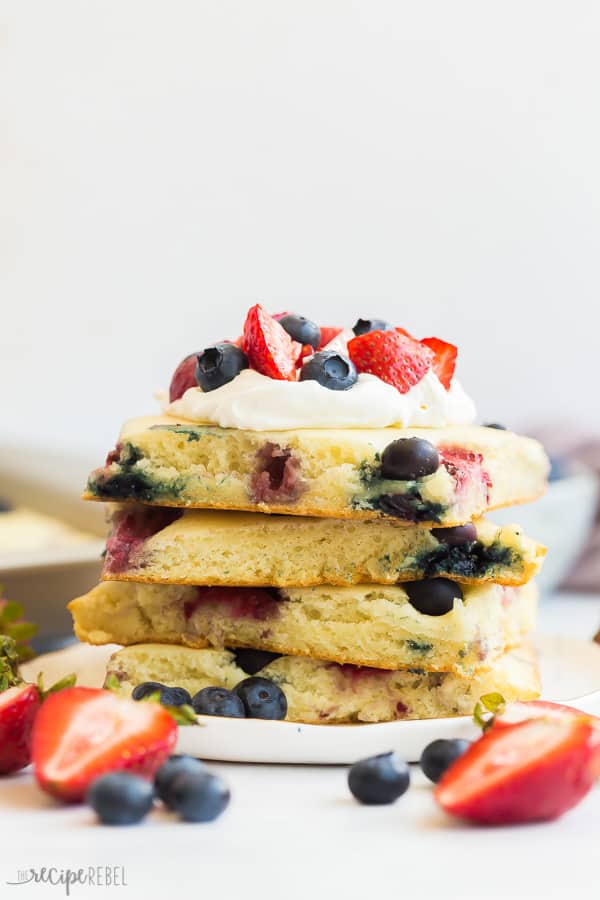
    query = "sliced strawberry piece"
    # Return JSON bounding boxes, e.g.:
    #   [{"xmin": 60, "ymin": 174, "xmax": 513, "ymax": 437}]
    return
[
  {"xmin": 421, "ymin": 337, "xmax": 458, "ymax": 390},
  {"xmin": 347, "ymin": 330, "xmax": 433, "ymax": 394},
  {"xmin": 168, "ymin": 354, "xmax": 198, "ymax": 403},
  {"xmin": 0, "ymin": 683, "xmax": 41, "ymax": 775},
  {"xmin": 394, "ymin": 326, "xmax": 416, "ymax": 339},
  {"xmin": 295, "ymin": 344, "xmax": 314, "ymax": 368},
  {"xmin": 317, "ymin": 327, "xmax": 343, "ymax": 349},
  {"xmin": 242, "ymin": 305, "xmax": 301, "ymax": 381},
  {"xmin": 435, "ymin": 716, "xmax": 600, "ymax": 824},
  {"xmin": 32, "ymin": 687, "xmax": 177, "ymax": 803}
]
